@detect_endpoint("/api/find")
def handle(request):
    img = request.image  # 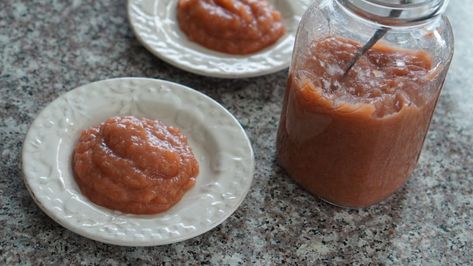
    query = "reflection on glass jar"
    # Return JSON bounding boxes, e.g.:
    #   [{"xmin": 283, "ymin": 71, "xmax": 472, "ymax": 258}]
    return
[{"xmin": 276, "ymin": 0, "xmax": 454, "ymax": 208}]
